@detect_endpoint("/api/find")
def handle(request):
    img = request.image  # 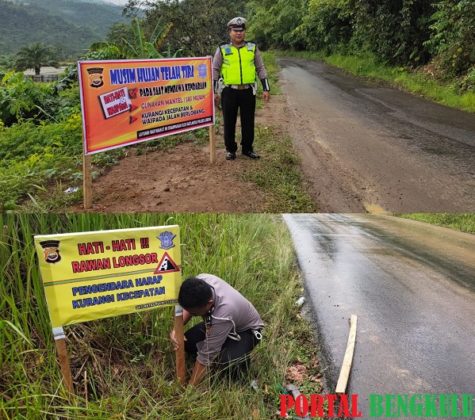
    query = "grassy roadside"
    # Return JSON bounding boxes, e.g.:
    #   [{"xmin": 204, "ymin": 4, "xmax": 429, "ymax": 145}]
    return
[
  {"xmin": 243, "ymin": 125, "xmax": 316, "ymax": 213},
  {"xmin": 397, "ymin": 213, "xmax": 475, "ymax": 234},
  {"xmin": 0, "ymin": 213, "xmax": 322, "ymax": 419},
  {"xmin": 0, "ymin": 115, "xmax": 209, "ymax": 212},
  {"xmin": 260, "ymin": 51, "xmax": 281, "ymax": 96},
  {"xmin": 239, "ymin": 51, "xmax": 316, "ymax": 213},
  {"xmin": 278, "ymin": 50, "xmax": 475, "ymax": 114}
]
